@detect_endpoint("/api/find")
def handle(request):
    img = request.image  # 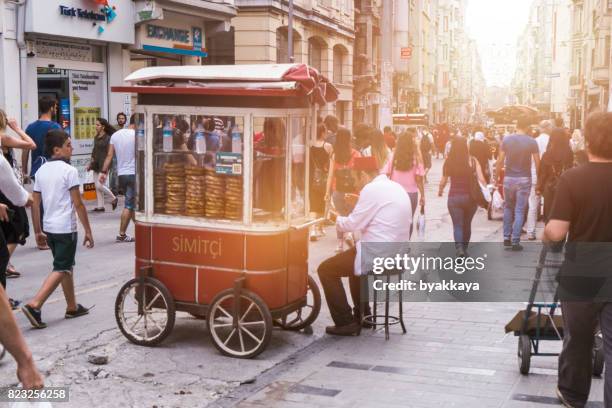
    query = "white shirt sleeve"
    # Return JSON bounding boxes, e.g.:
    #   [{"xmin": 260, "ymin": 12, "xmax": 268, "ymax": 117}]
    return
[
  {"xmin": 336, "ymin": 185, "xmax": 379, "ymax": 233},
  {"xmin": 0, "ymin": 155, "xmax": 29, "ymax": 207},
  {"xmin": 66, "ymin": 166, "xmax": 80, "ymax": 190}
]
